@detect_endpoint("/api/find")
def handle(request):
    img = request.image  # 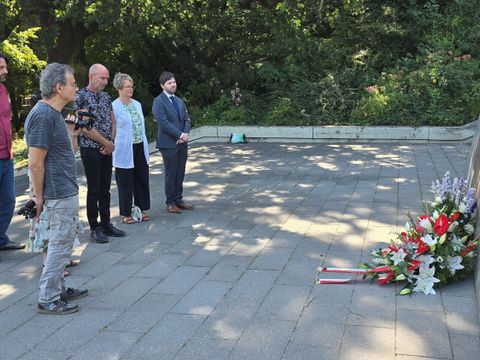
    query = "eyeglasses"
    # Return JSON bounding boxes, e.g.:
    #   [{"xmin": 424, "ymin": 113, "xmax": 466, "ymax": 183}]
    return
[
  {"xmin": 67, "ymin": 82, "xmax": 78, "ymax": 89},
  {"xmin": 123, "ymin": 85, "xmax": 135, "ymax": 89}
]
